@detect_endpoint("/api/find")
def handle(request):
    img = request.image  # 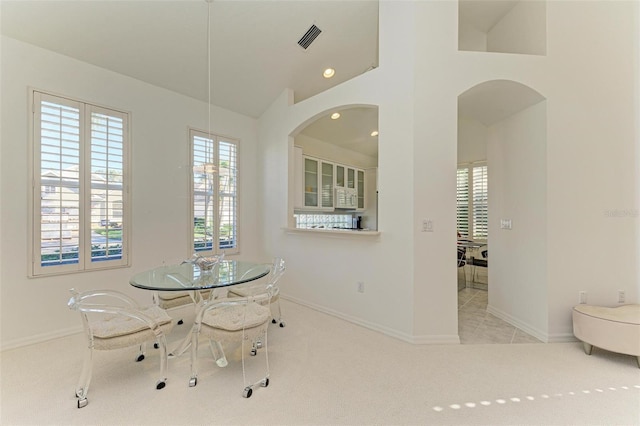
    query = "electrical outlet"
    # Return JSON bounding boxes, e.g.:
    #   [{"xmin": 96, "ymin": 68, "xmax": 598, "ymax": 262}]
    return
[
  {"xmin": 579, "ymin": 291, "xmax": 587, "ymax": 304},
  {"xmin": 422, "ymin": 219, "xmax": 433, "ymax": 232},
  {"xmin": 618, "ymin": 290, "xmax": 625, "ymax": 303},
  {"xmin": 357, "ymin": 281, "xmax": 365, "ymax": 293}
]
